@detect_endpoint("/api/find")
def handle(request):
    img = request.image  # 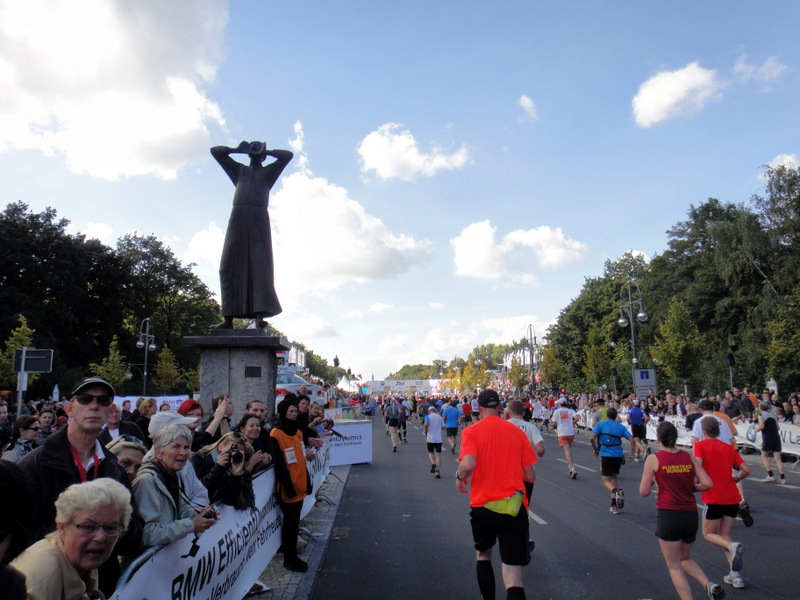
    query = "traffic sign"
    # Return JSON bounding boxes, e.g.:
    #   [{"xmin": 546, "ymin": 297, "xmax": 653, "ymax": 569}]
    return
[{"xmin": 13, "ymin": 348, "xmax": 53, "ymax": 373}]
